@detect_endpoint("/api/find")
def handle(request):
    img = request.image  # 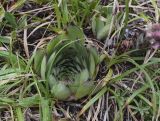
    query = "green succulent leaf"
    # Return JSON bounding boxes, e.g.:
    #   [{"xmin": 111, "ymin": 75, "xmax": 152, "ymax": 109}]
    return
[
  {"xmin": 34, "ymin": 50, "xmax": 45, "ymax": 74},
  {"xmin": 41, "ymin": 56, "xmax": 47, "ymax": 80},
  {"xmin": 78, "ymin": 69, "xmax": 89, "ymax": 83},
  {"xmin": 51, "ymin": 82, "xmax": 71, "ymax": 100},
  {"xmin": 75, "ymin": 81, "xmax": 95, "ymax": 99},
  {"xmin": 89, "ymin": 54, "xmax": 96, "ymax": 77},
  {"xmin": 91, "ymin": 14, "xmax": 97, "ymax": 35},
  {"xmin": 48, "ymin": 75, "xmax": 57, "ymax": 87},
  {"xmin": 66, "ymin": 26, "xmax": 85, "ymax": 42},
  {"xmin": 46, "ymin": 52, "xmax": 56, "ymax": 78}
]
